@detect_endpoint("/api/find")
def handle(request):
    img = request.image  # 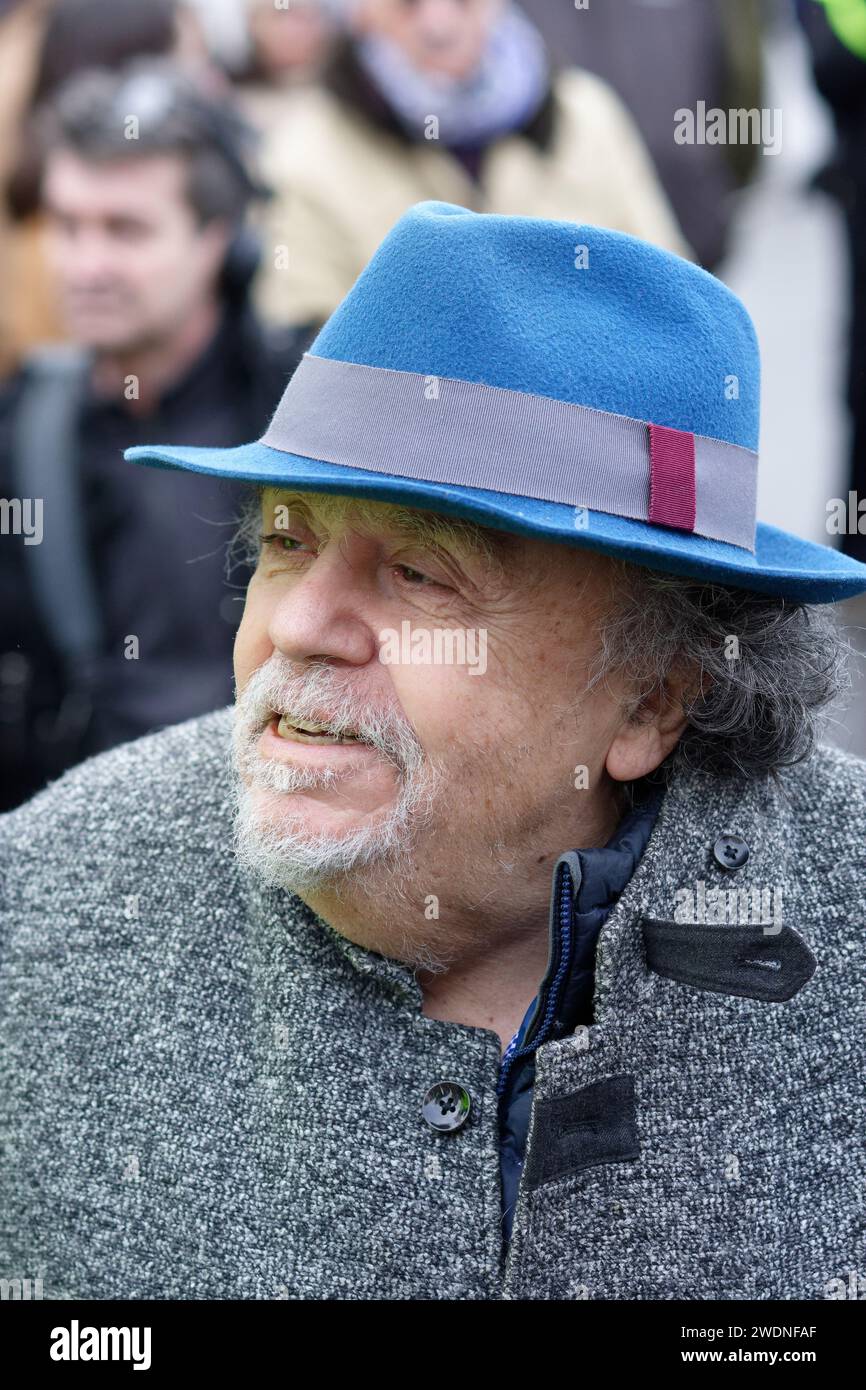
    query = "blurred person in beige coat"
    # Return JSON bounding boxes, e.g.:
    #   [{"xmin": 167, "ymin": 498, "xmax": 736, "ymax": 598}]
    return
[{"xmin": 251, "ymin": 0, "xmax": 691, "ymax": 331}]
